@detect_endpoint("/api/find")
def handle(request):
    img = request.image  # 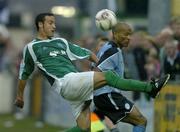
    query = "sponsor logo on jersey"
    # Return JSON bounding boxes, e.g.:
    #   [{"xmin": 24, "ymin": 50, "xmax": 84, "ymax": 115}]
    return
[{"xmin": 49, "ymin": 50, "xmax": 66, "ymax": 57}]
